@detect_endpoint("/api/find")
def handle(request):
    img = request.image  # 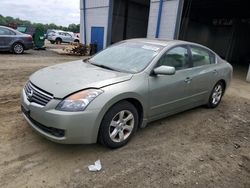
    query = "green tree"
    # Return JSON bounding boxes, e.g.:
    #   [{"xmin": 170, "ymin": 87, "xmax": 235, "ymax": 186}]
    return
[{"xmin": 0, "ymin": 15, "xmax": 79, "ymax": 33}]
